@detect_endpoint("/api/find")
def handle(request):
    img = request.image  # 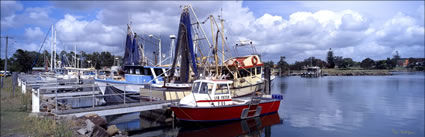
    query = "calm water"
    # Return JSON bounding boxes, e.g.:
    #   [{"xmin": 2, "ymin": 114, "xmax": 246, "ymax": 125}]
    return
[{"xmin": 108, "ymin": 72, "xmax": 425, "ymax": 137}]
